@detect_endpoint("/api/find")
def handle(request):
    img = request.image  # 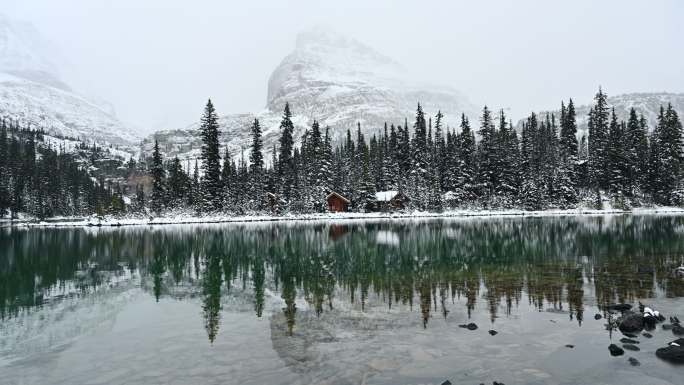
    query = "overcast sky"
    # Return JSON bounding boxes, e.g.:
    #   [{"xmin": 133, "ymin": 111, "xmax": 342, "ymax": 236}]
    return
[{"xmin": 5, "ymin": 0, "xmax": 684, "ymax": 134}]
